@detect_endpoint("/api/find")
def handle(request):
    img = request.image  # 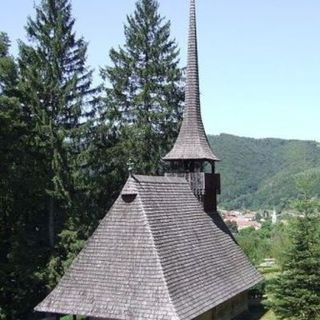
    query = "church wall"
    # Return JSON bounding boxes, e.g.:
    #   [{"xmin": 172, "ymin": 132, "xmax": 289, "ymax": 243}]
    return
[
  {"xmin": 79, "ymin": 292, "xmax": 248, "ymax": 320},
  {"xmin": 194, "ymin": 291, "xmax": 248, "ymax": 320},
  {"xmin": 194, "ymin": 308, "xmax": 213, "ymax": 320}
]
